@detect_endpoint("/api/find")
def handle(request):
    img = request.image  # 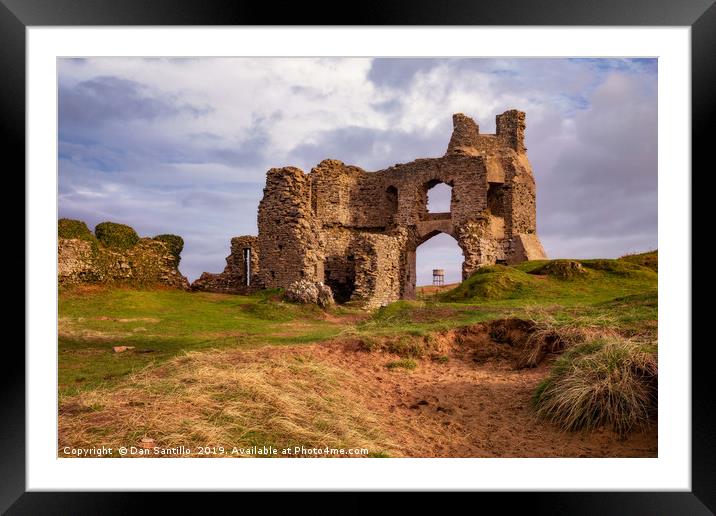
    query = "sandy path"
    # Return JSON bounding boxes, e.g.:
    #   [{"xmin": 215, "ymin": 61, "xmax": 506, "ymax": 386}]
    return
[{"xmin": 303, "ymin": 340, "xmax": 657, "ymax": 458}]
